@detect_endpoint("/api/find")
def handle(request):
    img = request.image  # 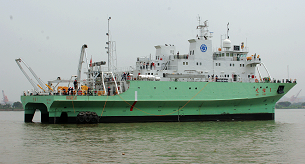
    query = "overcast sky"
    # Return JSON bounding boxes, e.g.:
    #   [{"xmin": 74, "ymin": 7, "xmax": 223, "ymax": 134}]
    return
[{"xmin": 1, "ymin": 0, "xmax": 304, "ymax": 102}]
